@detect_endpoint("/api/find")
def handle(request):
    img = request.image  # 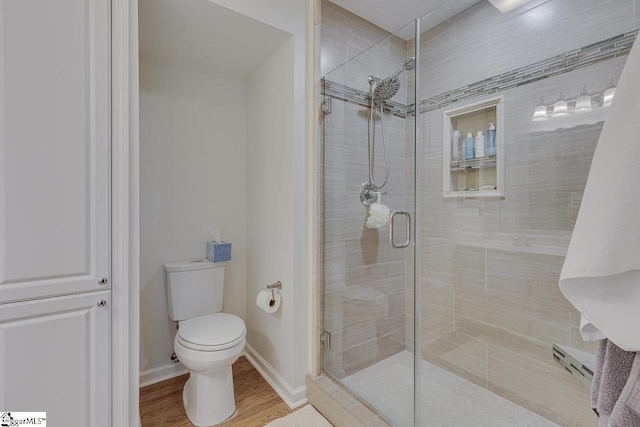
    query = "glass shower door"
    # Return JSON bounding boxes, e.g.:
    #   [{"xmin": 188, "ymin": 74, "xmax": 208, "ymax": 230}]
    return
[
  {"xmin": 321, "ymin": 20, "xmax": 417, "ymax": 427},
  {"xmin": 415, "ymin": 1, "xmax": 633, "ymax": 425}
]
